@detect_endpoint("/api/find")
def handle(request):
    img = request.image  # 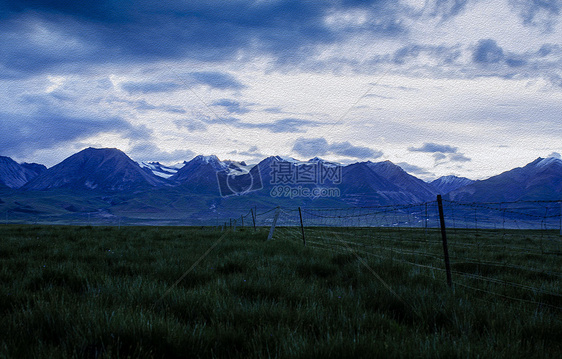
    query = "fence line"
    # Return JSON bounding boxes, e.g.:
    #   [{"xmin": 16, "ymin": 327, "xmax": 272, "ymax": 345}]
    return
[
  {"xmin": 3, "ymin": 197, "xmax": 561, "ymax": 310},
  {"xmin": 213, "ymin": 197, "xmax": 561, "ymax": 311}
]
